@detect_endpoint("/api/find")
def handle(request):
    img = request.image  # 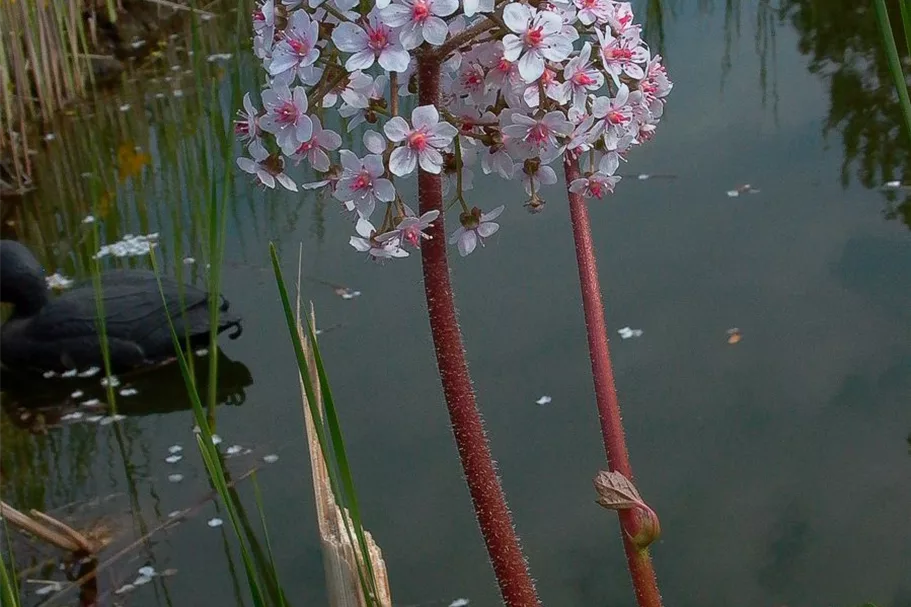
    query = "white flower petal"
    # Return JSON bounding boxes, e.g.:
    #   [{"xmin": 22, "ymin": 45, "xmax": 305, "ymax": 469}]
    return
[
  {"xmin": 422, "ymin": 17, "xmax": 449, "ymax": 46},
  {"xmin": 383, "ymin": 117, "xmax": 411, "ymax": 142},
  {"xmin": 389, "ymin": 146, "xmax": 417, "ymax": 177},
  {"xmin": 503, "ymin": 4, "xmax": 531, "ymax": 33}
]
